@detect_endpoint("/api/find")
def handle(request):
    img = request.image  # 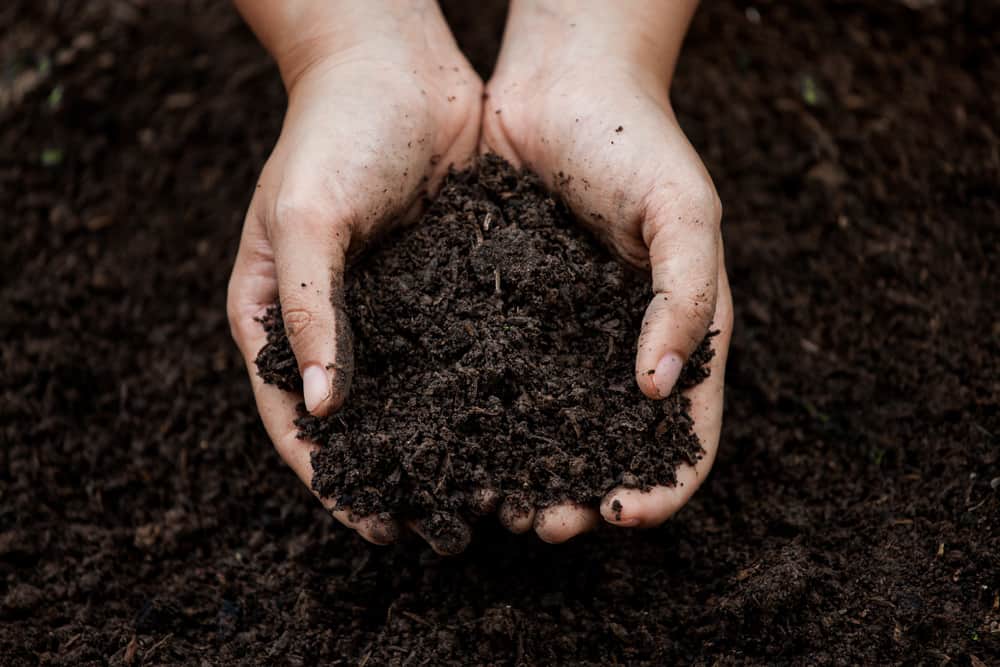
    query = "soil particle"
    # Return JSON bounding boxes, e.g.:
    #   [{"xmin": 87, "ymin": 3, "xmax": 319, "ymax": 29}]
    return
[
  {"xmin": 1, "ymin": 1, "xmax": 997, "ymax": 665},
  {"xmin": 255, "ymin": 155, "xmax": 715, "ymax": 531},
  {"xmin": 611, "ymin": 499, "xmax": 624, "ymax": 521}
]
